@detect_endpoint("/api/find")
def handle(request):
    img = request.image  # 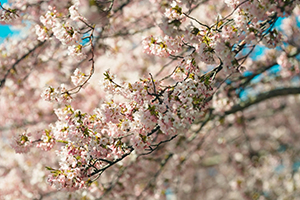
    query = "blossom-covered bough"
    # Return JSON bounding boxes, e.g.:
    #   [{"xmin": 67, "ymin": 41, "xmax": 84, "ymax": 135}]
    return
[{"xmin": 1, "ymin": 0, "xmax": 300, "ymax": 199}]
